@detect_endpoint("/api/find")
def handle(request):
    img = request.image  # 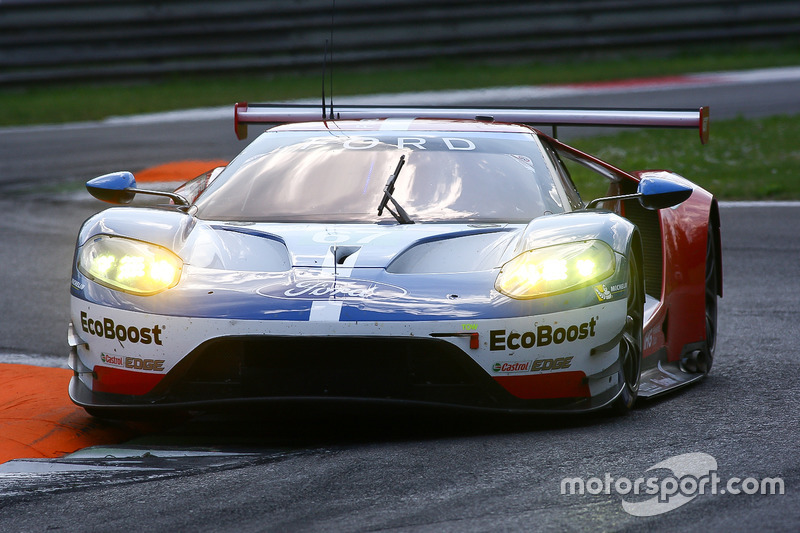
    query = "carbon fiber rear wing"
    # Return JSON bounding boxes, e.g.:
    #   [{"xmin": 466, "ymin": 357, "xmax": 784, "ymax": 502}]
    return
[{"xmin": 233, "ymin": 102, "xmax": 710, "ymax": 144}]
